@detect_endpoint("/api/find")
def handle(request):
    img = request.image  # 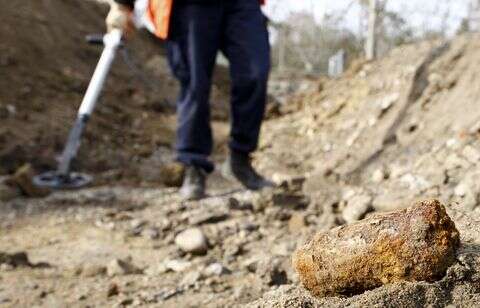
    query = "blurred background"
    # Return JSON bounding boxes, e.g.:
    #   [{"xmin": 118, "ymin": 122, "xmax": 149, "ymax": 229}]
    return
[{"xmin": 264, "ymin": 0, "xmax": 479, "ymax": 75}]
